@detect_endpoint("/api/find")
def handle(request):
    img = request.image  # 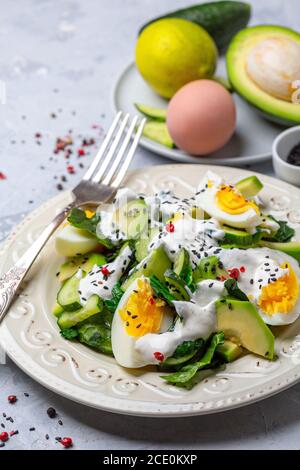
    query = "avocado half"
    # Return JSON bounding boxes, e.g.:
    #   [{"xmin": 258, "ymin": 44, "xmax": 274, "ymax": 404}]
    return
[{"xmin": 226, "ymin": 25, "xmax": 300, "ymax": 125}]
